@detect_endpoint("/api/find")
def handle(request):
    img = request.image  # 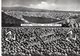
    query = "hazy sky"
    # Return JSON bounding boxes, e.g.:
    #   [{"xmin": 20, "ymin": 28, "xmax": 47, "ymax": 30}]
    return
[{"xmin": 2, "ymin": 0, "xmax": 80, "ymax": 11}]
